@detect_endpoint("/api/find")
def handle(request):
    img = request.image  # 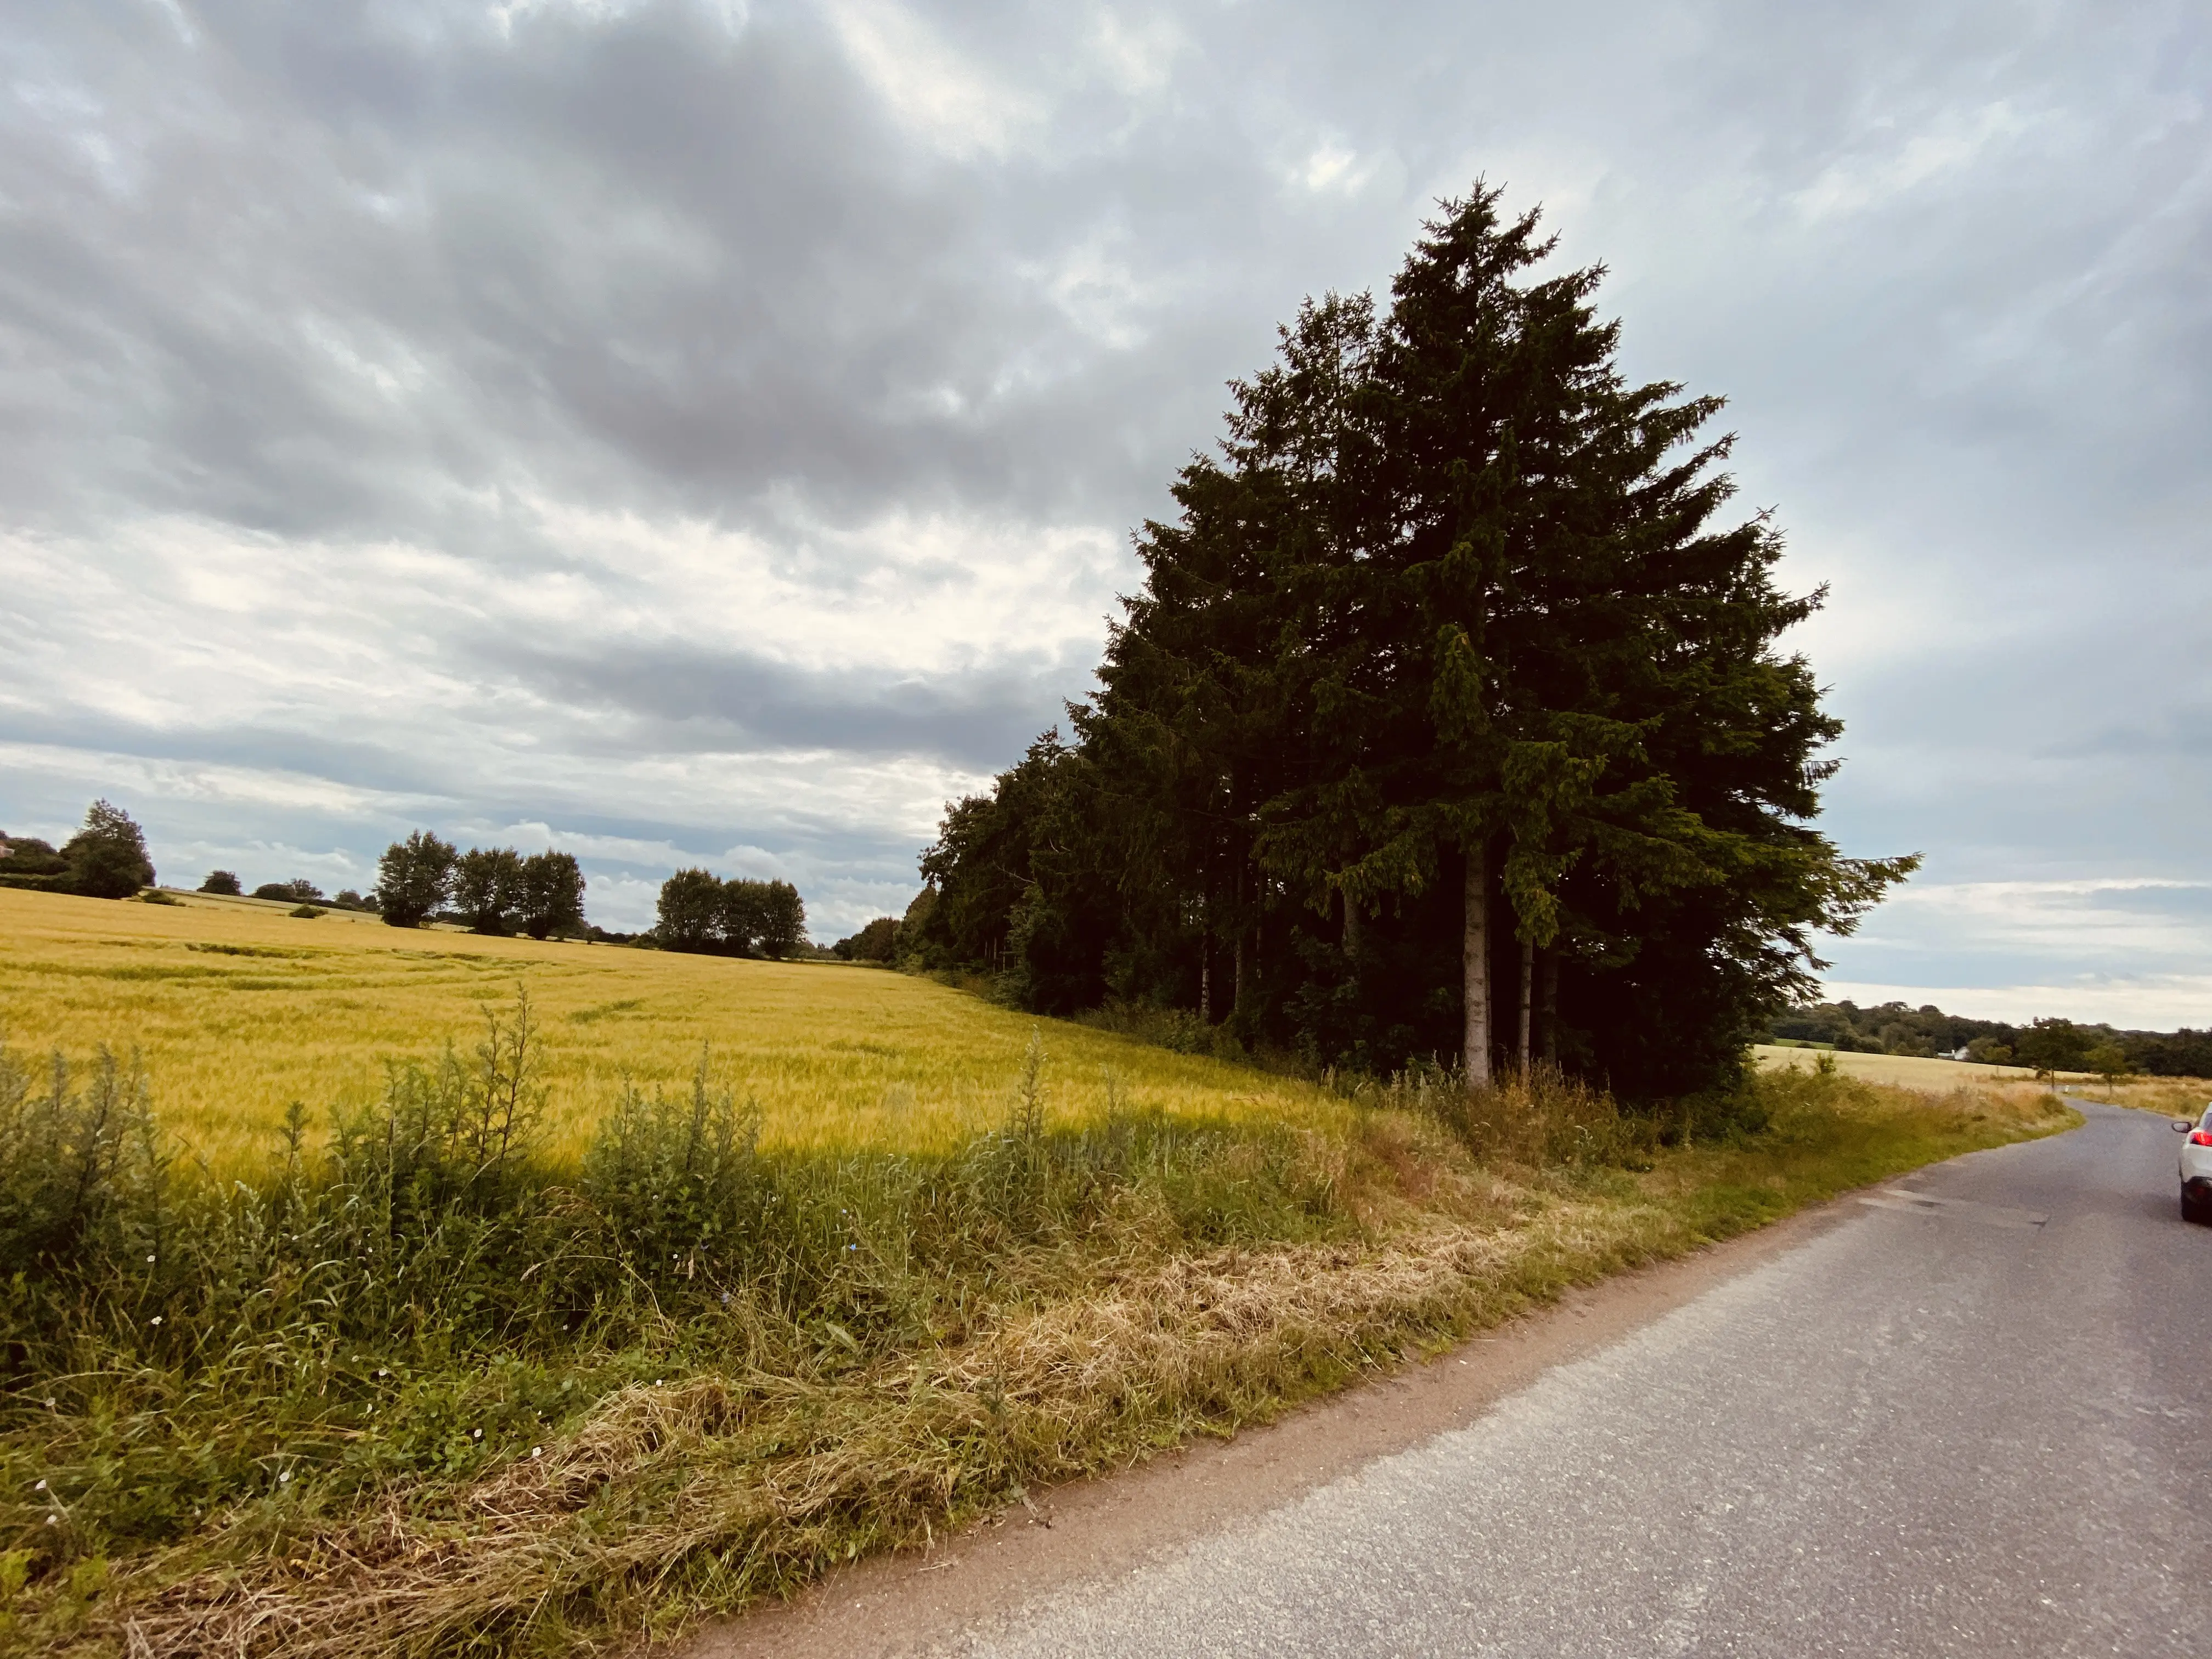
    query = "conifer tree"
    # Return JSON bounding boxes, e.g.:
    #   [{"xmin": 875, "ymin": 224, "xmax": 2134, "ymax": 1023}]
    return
[{"xmin": 912, "ymin": 181, "xmax": 1914, "ymax": 1098}]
